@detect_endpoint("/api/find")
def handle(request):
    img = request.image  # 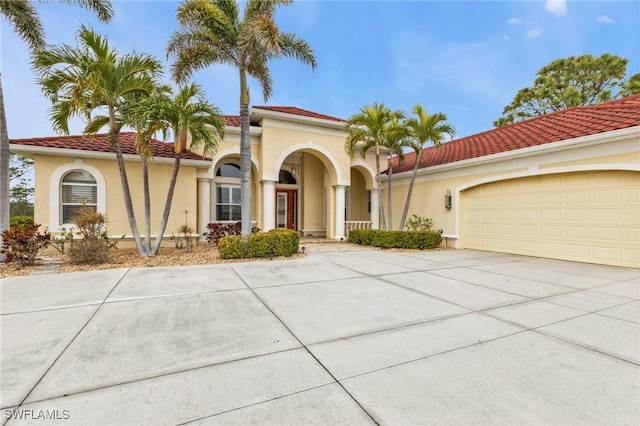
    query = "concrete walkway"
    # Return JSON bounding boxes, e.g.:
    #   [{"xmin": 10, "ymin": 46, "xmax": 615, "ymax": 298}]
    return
[{"xmin": 1, "ymin": 249, "xmax": 638, "ymax": 425}]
